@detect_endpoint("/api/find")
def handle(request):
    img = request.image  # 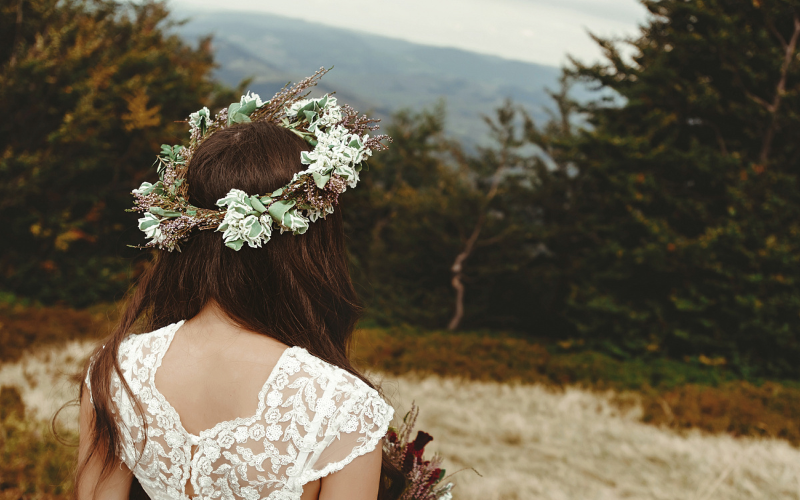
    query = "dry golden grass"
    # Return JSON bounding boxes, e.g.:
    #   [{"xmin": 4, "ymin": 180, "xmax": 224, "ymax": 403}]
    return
[
  {"xmin": 0, "ymin": 339, "xmax": 92, "ymax": 426},
  {"xmin": 379, "ymin": 375, "xmax": 800, "ymax": 500},
  {"xmin": 5, "ymin": 341, "xmax": 800, "ymax": 499},
  {"xmin": 6, "ymin": 304, "xmax": 800, "ymax": 445}
]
